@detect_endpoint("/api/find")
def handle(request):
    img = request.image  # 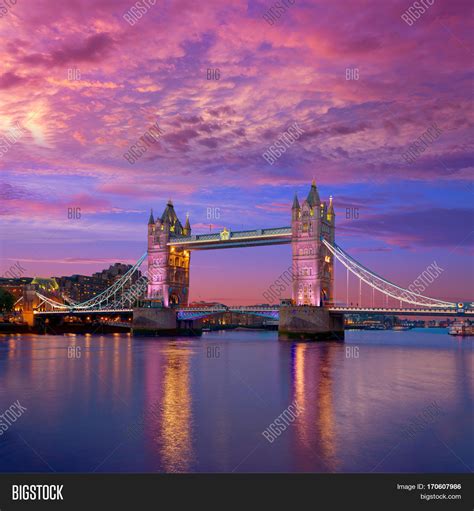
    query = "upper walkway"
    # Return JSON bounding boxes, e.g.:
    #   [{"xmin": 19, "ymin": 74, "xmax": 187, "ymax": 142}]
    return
[{"xmin": 168, "ymin": 227, "xmax": 292, "ymax": 250}]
